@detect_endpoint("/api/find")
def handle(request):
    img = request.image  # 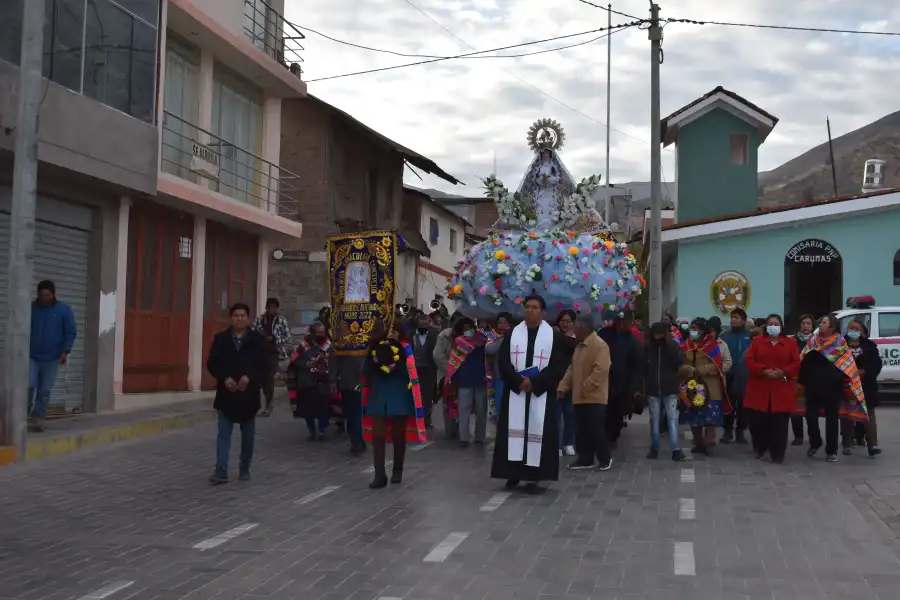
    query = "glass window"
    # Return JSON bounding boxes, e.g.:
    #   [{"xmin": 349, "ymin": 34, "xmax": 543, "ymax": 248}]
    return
[
  {"xmin": 83, "ymin": 0, "xmax": 158, "ymax": 122},
  {"xmin": 0, "ymin": 0, "xmax": 24, "ymax": 65},
  {"xmin": 43, "ymin": 0, "xmax": 85, "ymax": 93},
  {"xmin": 894, "ymin": 249, "xmax": 900, "ymax": 285},
  {"xmin": 211, "ymin": 66, "xmax": 264, "ymax": 205},
  {"xmin": 878, "ymin": 312, "xmax": 900, "ymax": 338},
  {"xmin": 109, "ymin": 0, "xmax": 159, "ymax": 26},
  {"xmin": 161, "ymin": 39, "xmax": 200, "ymax": 181},
  {"xmin": 838, "ymin": 312, "xmax": 870, "ymax": 334},
  {"xmin": 729, "ymin": 133, "xmax": 749, "ymax": 166},
  {"xmin": 429, "ymin": 218, "xmax": 439, "ymax": 245},
  {"xmin": 449, "ymin": 228, "xmax": 457, "ymax": 252}
]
